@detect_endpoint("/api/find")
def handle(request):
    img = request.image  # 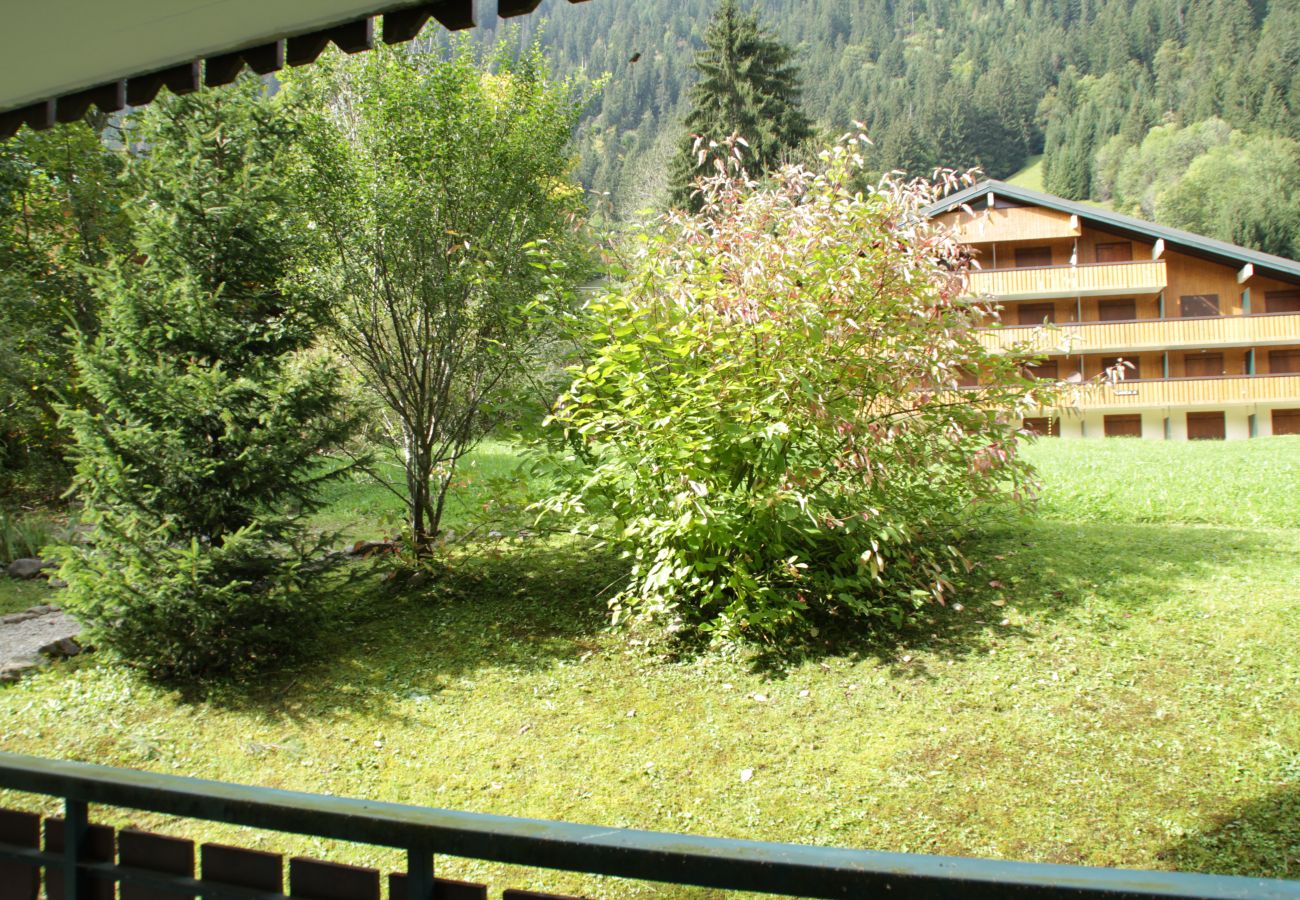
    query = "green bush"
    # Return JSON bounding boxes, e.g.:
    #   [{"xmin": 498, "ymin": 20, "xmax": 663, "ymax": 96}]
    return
[
  {"xmin": 544, "ymin": 138, "xmax": 1049, "ymax": 645},
  {"xmin": 57, "ymin": 522, "xmax": 322, "ymax": 678}
]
